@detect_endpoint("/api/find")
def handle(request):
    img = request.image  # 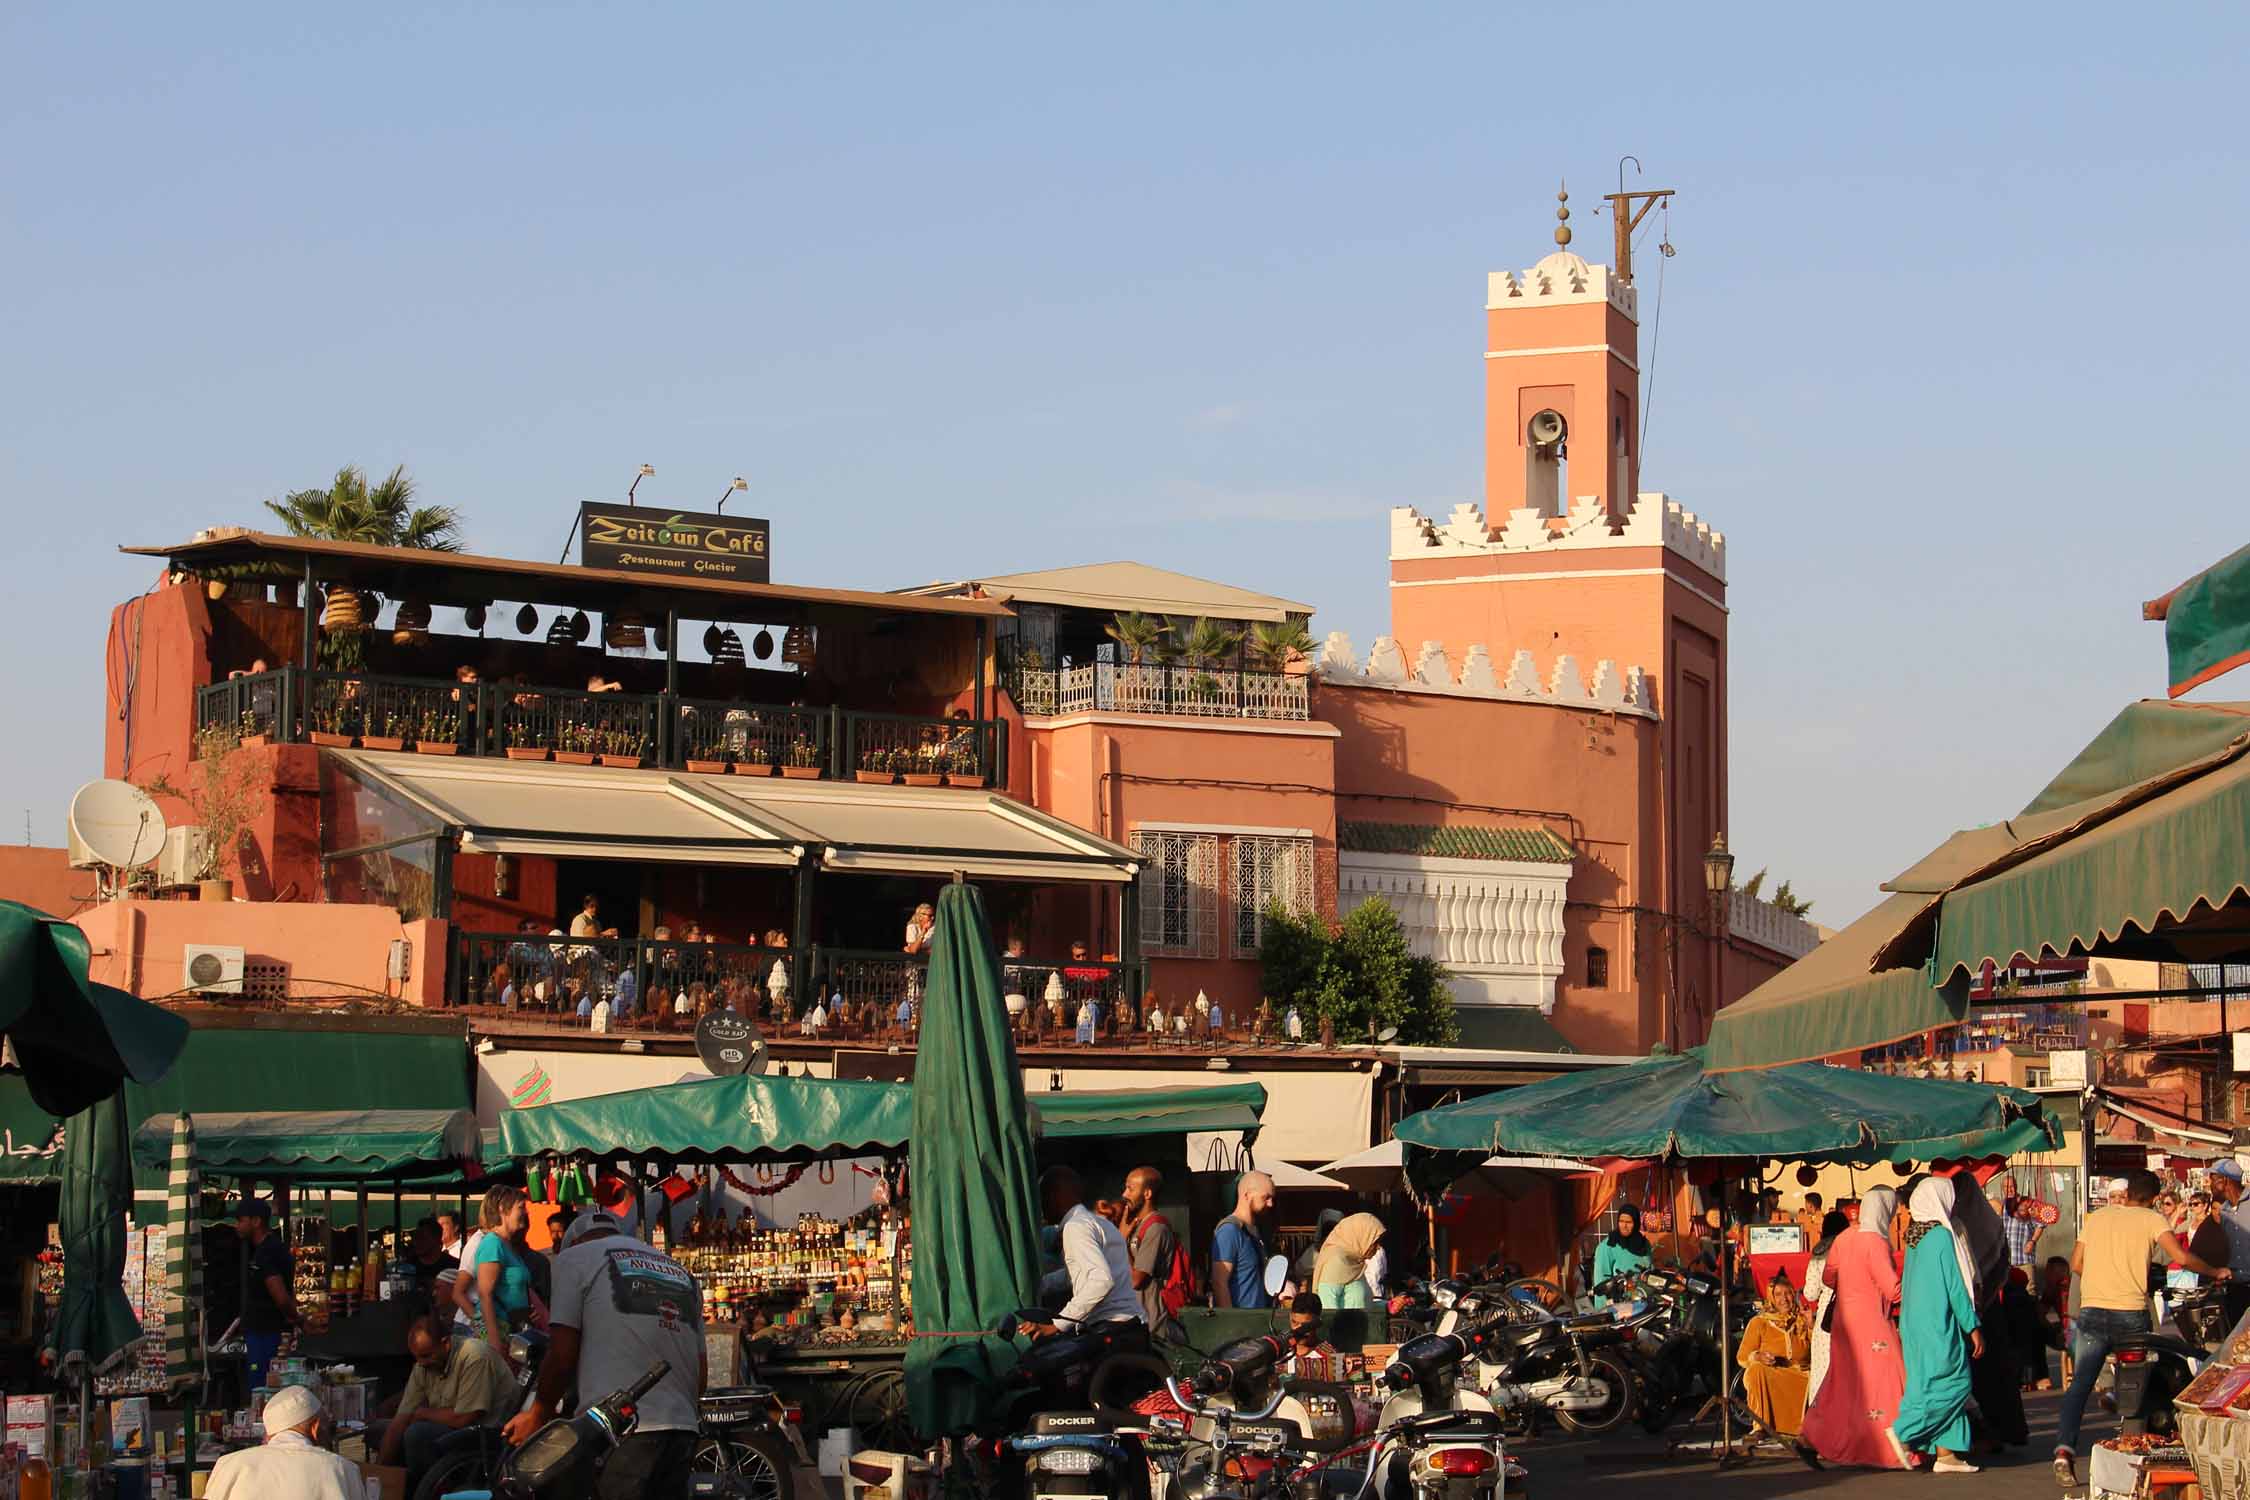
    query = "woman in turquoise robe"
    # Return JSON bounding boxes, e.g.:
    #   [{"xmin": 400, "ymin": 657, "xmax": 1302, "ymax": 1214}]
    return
[
  {"xmin": 1888, "ymin": 1176, "xmax": 1983, "ymax": 1474},
  {"xmin": 1591, "ymin": 1204, "xmax": 1654, "ymax": 1306}
]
